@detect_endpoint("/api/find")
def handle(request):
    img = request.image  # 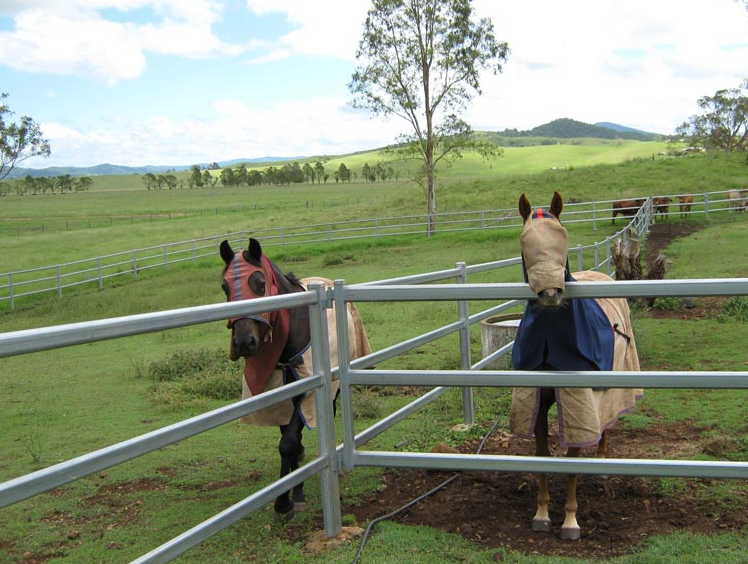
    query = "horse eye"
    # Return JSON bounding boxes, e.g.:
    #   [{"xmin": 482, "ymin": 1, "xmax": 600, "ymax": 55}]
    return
[
  {"xmin": 248, "ymin": 272, "xmax": 266, "ymax": 296},
  {"xmin": 254, "ymin": 278, "xmax": 266, "ymax": 296}
]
